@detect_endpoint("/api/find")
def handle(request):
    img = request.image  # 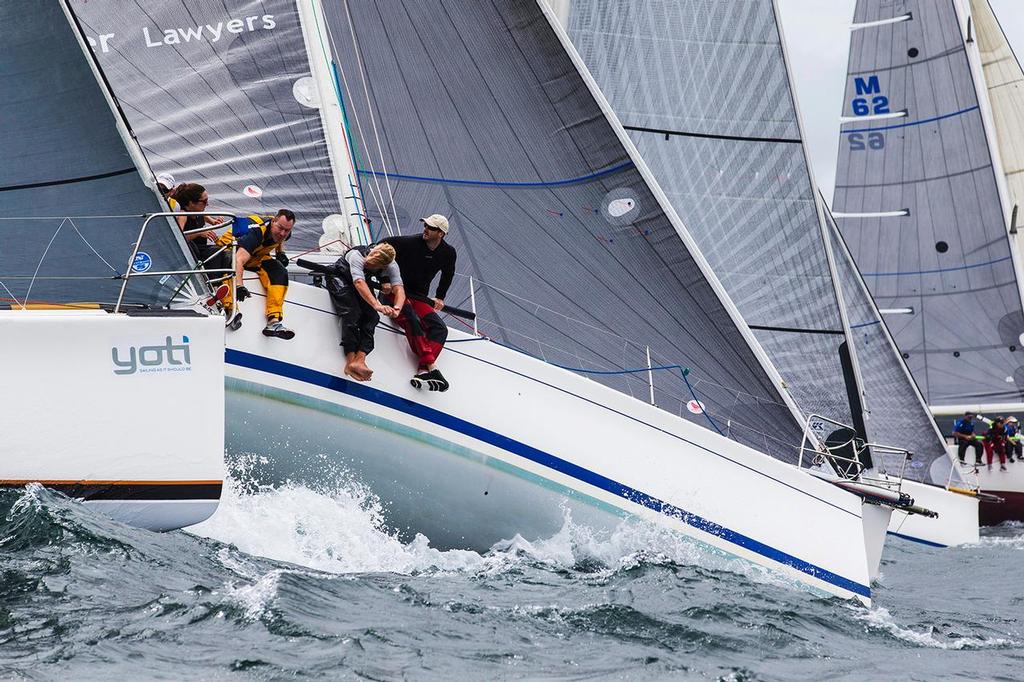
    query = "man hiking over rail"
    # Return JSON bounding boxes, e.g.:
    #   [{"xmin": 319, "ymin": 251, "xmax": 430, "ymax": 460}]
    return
[
  {"xmin": 326, "ymin": 243, "xmax": 404, "ymax": 382},
  {"xmin": 382, "ymin": 214, "xmax": 457, "ymax": 392}
]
